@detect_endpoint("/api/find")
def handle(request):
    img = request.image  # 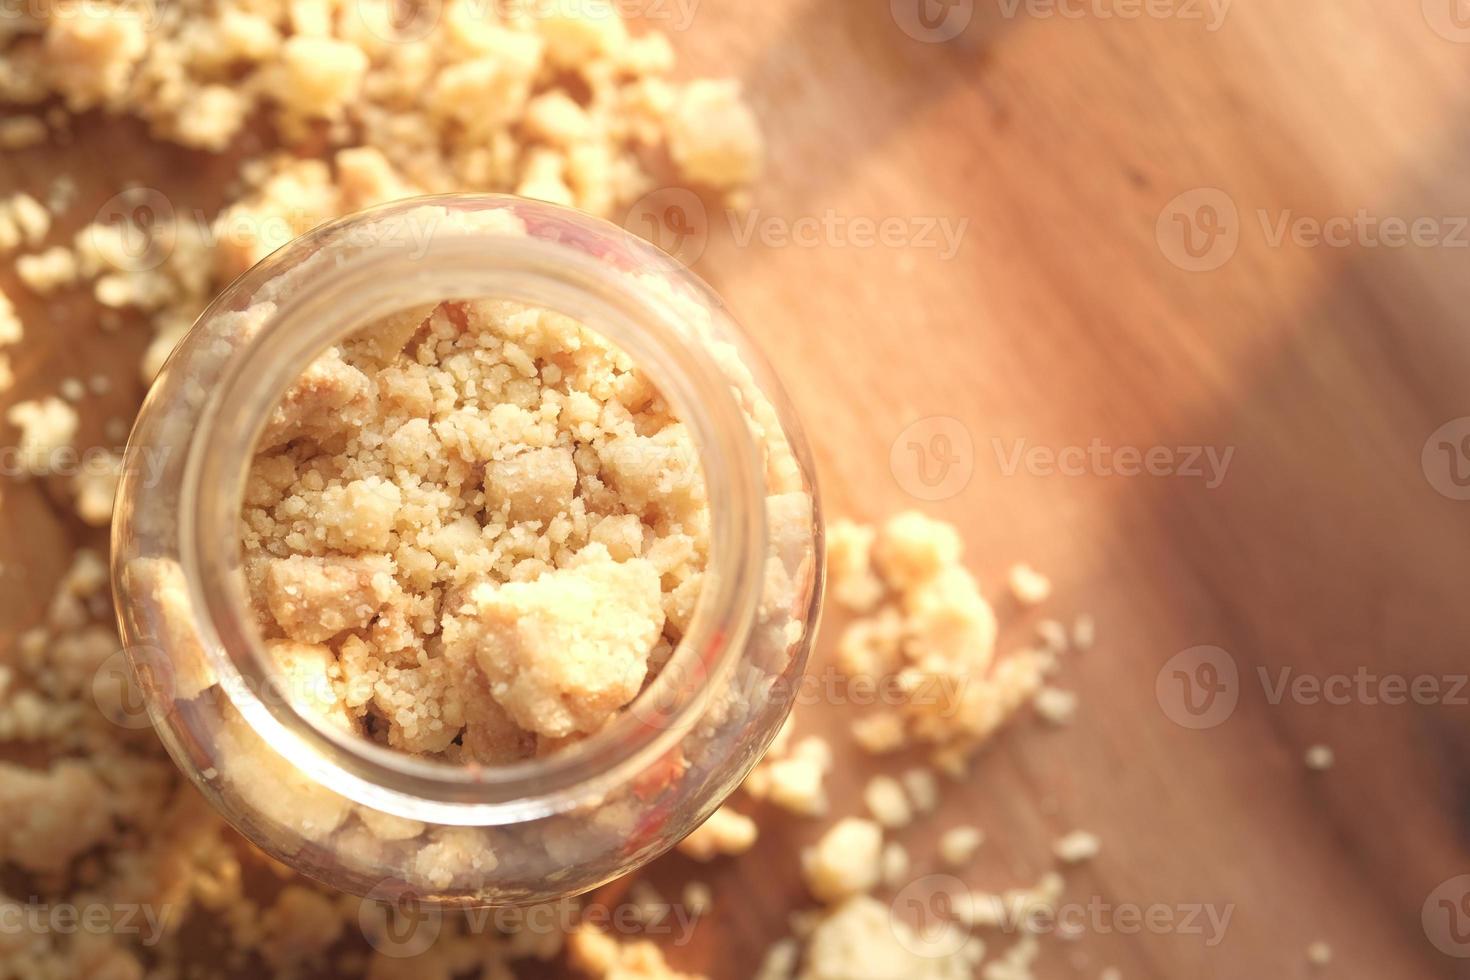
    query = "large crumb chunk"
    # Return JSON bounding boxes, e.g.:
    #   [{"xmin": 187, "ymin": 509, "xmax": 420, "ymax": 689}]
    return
[
  {"xmin": 801, "ymin": 818, "xmax": 883, "ymax": 904},
  {"xmin": 665, "ymin": 79, "xmax": 764, "ymax": 188},
  {"xmin": 257, "ymin": 347, "xmax": 374, "ymax": 451},
  {"xmin": 449, "ymin": 552, "xmax": 664, "ymax": 738},
  {"xmin": 800, "ymin": 895, "xmax": 972, "ymax": 980},
  {"xmin": 567, "ymin": 922, "xmax": 705, "ymax": 979},
  {"xmin": 5, "ymin": 396, "xmax": 78, "ymax": 475},
  {"xmin": 676, "ymin": 805, "xmax": 758, "ymax": 861},
  {"xmin": 264, "ymin": 555, "xmax": 393, "ymax": 643},
  {"xmin": 0, "ymin": 760, "xmax": 113, "ymax": 874},
  {"xmin": 485, "ymin": 446, "xmax": 578, "ymax": 523}
]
